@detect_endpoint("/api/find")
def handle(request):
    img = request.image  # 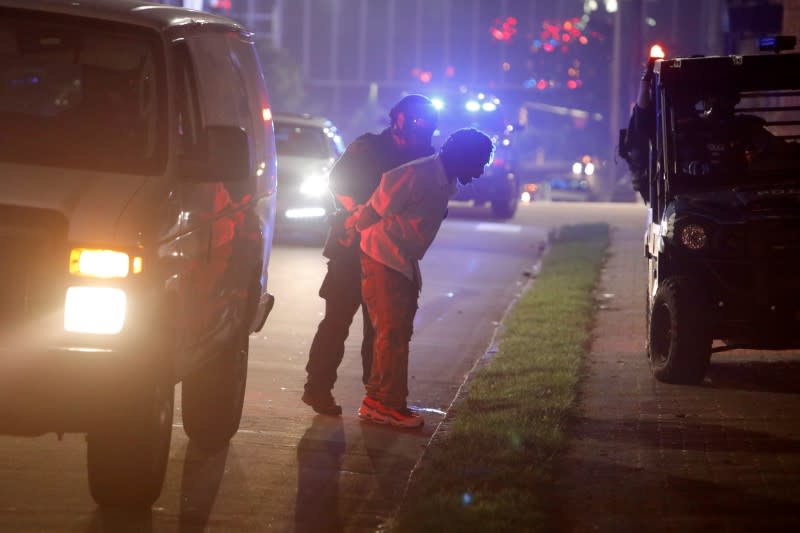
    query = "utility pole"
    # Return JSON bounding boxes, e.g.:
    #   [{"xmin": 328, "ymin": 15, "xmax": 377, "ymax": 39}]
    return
[{"xmin": 608, "ymin": 3, "xmax": 623, "ymax": 201}]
